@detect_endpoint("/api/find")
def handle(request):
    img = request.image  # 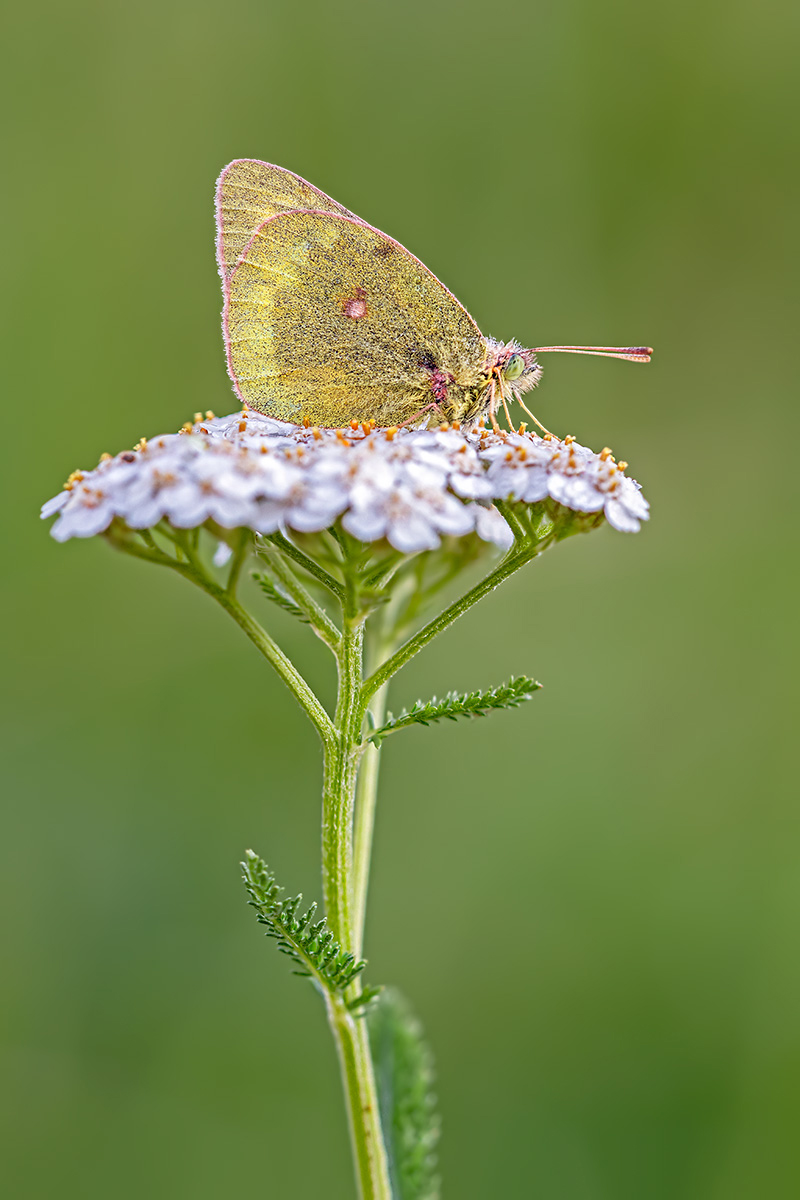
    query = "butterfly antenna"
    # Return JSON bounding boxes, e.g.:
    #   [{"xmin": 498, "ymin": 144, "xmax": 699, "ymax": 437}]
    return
[{"xmin": 532, "ymin": 345, "xmax": 653, "ymax": 363}]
